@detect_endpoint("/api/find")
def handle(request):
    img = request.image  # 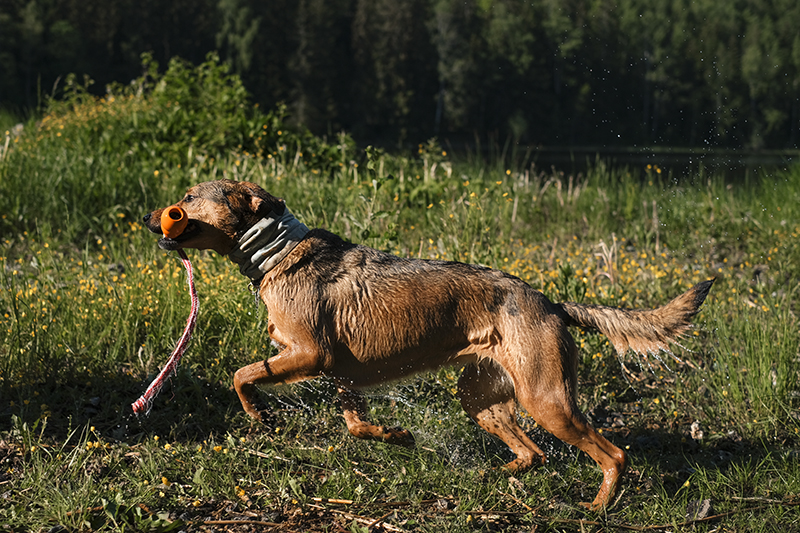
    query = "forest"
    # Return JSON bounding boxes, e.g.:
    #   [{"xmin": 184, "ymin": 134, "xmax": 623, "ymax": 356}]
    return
[{"xmin": 2, "ymin": 0, "xmax": 800, "ymax": 149}]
